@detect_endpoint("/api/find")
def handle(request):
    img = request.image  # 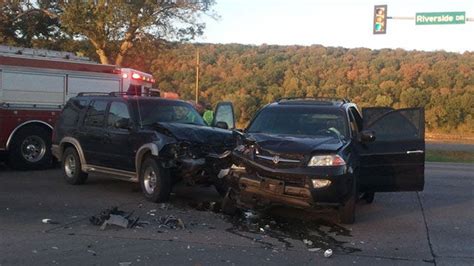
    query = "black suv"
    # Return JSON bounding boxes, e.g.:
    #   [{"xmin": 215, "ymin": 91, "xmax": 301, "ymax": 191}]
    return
[
  {"xmin": 228, "ymin": 98, "xmax": 425, "ymax": 224},
  {"xmin": 52, "ymin": 93, "xmax": 236, "ymax": 202}
]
